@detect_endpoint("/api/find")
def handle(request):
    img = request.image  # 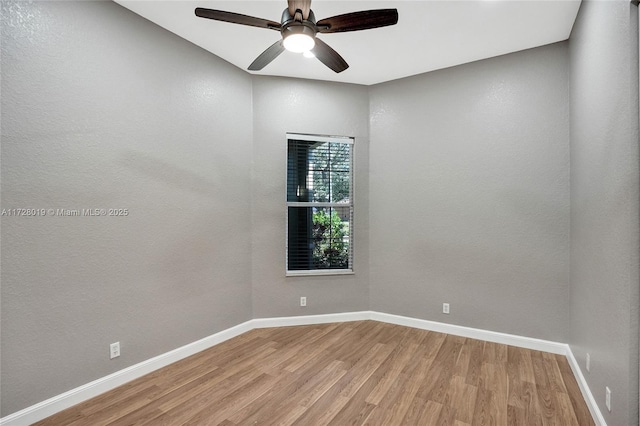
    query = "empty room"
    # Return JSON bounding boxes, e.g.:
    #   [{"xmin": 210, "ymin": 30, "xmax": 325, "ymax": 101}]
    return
[{"xmin": 1, "ymin": 0, "xmax": 638, "ymax": 425}]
